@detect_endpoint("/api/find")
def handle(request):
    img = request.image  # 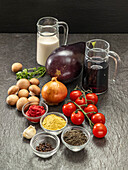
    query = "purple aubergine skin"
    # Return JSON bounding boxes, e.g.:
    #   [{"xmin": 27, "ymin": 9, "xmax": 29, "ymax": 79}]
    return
[{"xmin": 45, "ymin": 42, "xmax": 85, "ymax": 83}]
